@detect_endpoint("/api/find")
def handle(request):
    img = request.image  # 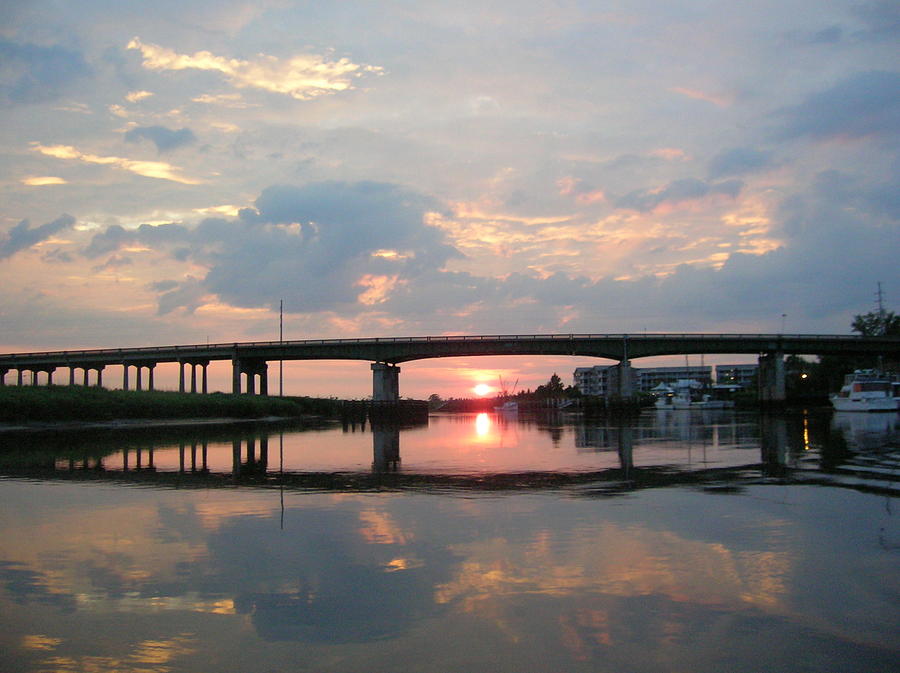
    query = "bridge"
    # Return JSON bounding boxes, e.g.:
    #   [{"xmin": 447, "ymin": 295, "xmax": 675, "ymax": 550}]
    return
[{"xmin": 1, "ymin": 333, "xmax": 898, "ymax": 402}]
